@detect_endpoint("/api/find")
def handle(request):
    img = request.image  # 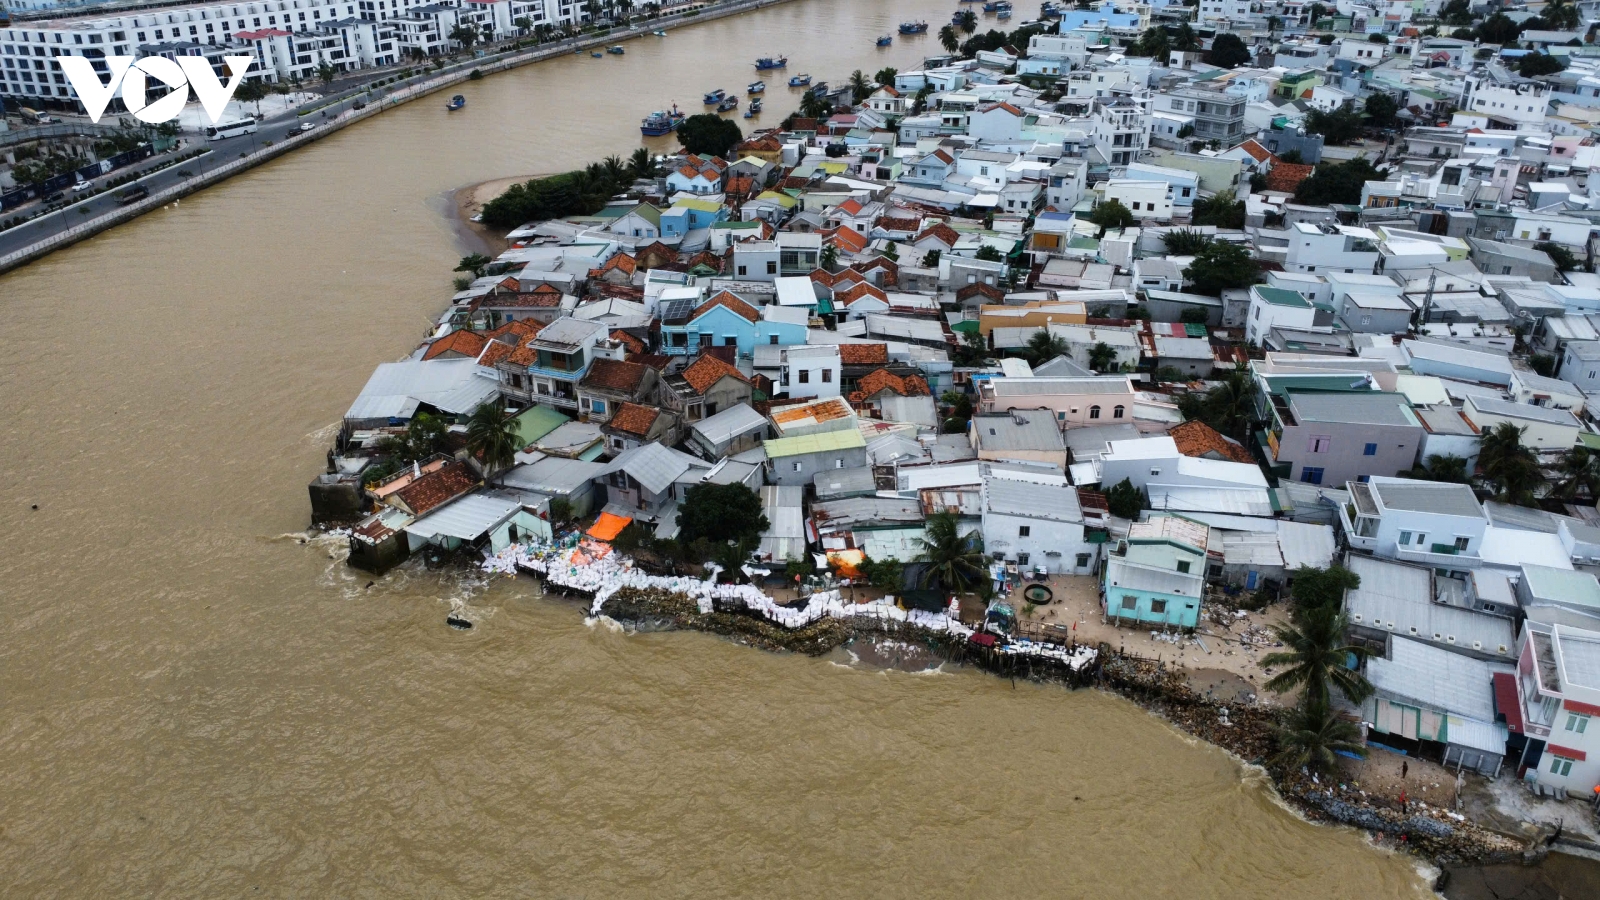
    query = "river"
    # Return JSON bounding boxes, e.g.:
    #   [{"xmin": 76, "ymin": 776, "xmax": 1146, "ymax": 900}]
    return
[{"xmin": 0, "ymin": 1, "xmax": 1439, "ymax": 895}]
